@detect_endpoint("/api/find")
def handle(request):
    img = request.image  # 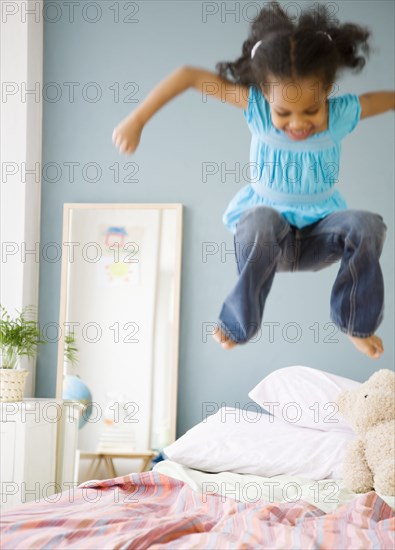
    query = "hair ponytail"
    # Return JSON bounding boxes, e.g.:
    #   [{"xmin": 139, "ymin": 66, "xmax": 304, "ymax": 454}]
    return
[{"xmin": 330, "ymin": 23, "xmax": 370, "ymax": 71}]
